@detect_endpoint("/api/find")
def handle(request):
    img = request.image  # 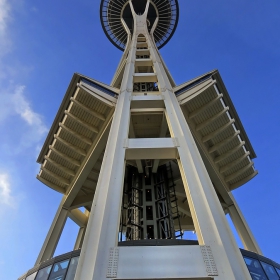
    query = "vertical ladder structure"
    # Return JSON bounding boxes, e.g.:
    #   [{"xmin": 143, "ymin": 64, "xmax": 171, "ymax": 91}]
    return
[
  {"xmin": 166, "ymin": 162, "xmax": 183, "ymax": 239},
  {"xmin": 123, "ymin": 167, "xmax": 143, "ymax": 241},
  {"xmin": 154, "ymin": 163, "xmax": 182, "ymax": 240},
  {"xmin": 20, "ymin": 0, "xmax": 266, "ymax": 280}
]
